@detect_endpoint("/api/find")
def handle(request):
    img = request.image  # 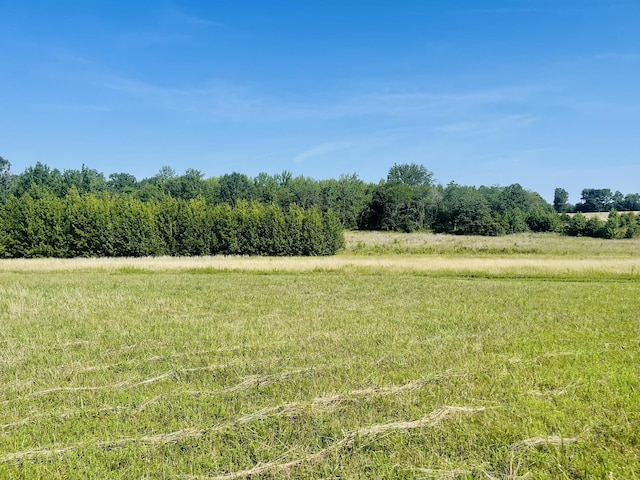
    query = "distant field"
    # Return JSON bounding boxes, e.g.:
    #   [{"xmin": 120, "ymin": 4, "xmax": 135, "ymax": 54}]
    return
[
  {"xmin": 567, "ymin": 211, "xmax": 640, "ymax": 220},
  {"xmin": 1, "ymin": 233, "xmax": 639, "ymax": 478}
]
